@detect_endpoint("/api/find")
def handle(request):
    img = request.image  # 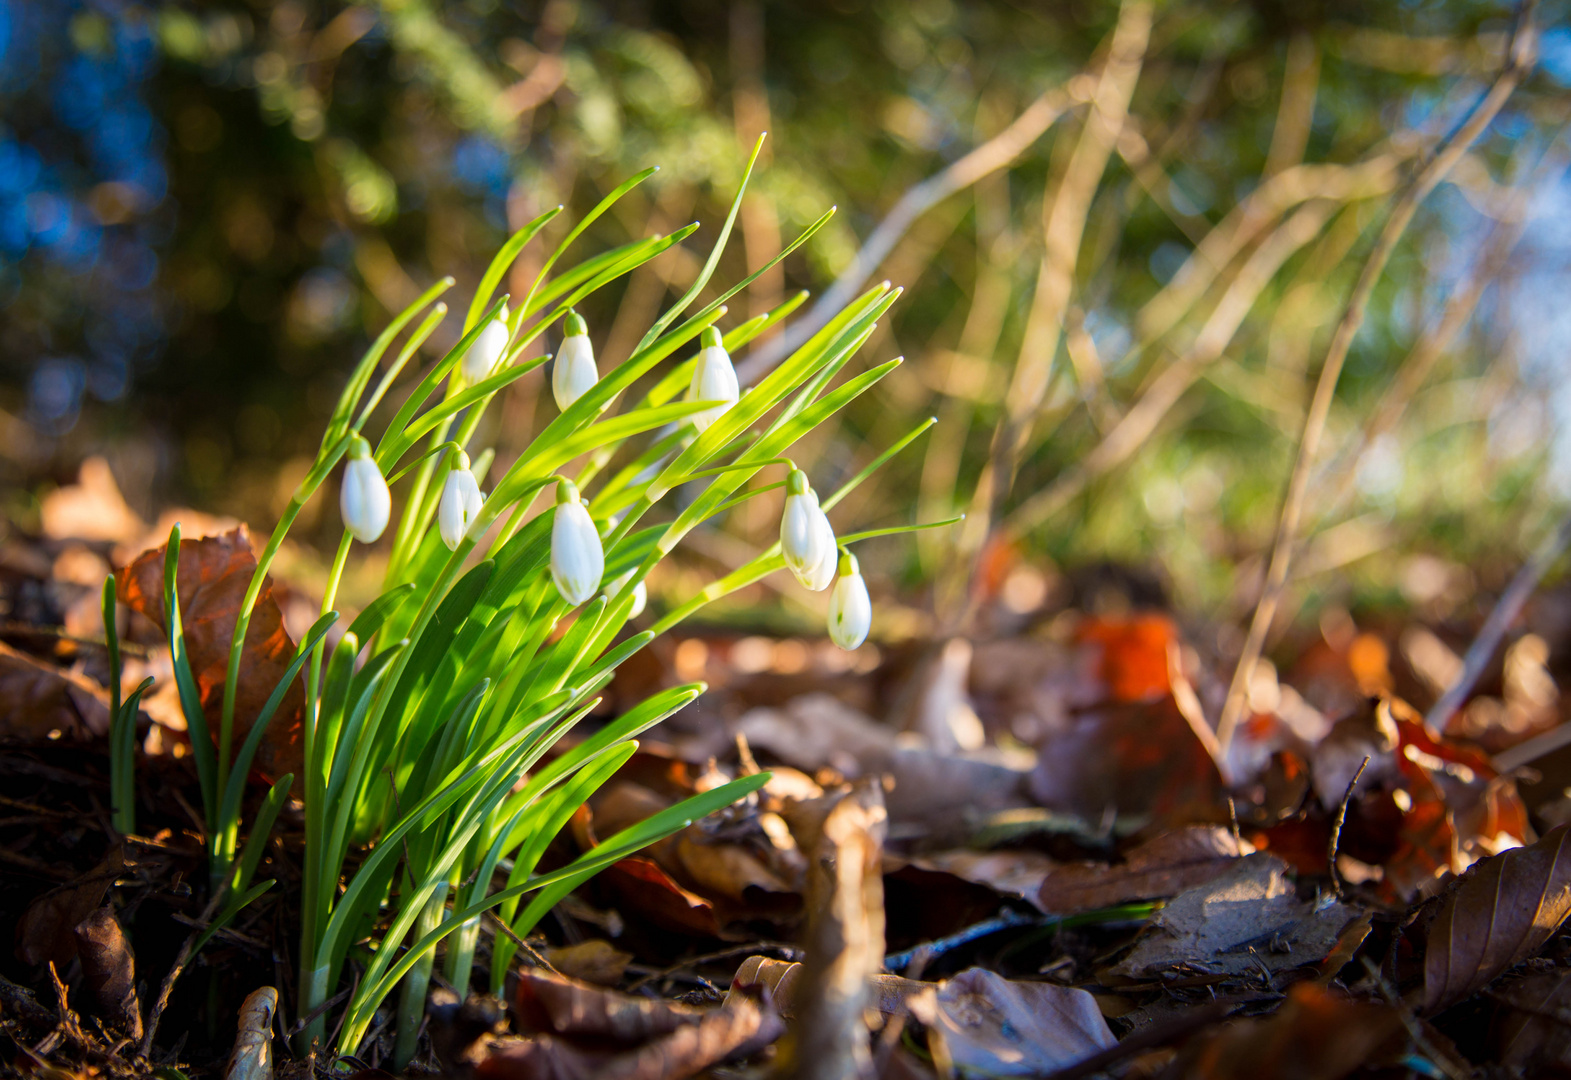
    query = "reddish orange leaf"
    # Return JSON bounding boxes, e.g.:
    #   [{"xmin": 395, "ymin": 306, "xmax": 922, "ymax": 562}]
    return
[{"xmin": 117, "ymin": 527, "xmax": 302, "ymax": 778}]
